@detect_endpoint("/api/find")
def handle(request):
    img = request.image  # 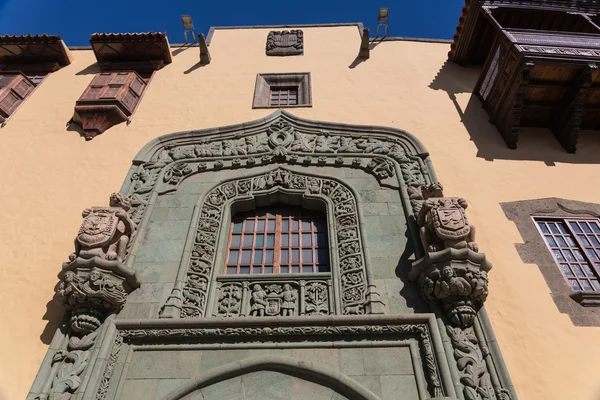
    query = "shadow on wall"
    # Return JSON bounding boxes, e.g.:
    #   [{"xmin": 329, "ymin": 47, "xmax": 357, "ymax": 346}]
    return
[
  {"xmin": 39, "ymin": 292, "xmax": 67, "ymax": 345},
  {"xmin": 397, "ymin": 227, "xmax": 429, "ymax": 313},
  {"xmin": 76, "ymin": 63, "xmax": 100, "ymax": 76},
  {"xmin": 430, "ymin": 61, "xmax": 600, "ymax": 165}
]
